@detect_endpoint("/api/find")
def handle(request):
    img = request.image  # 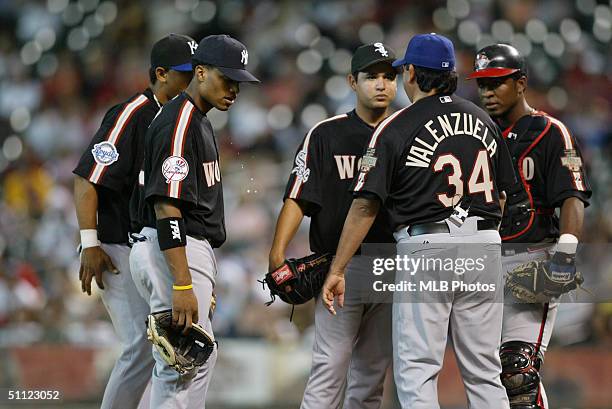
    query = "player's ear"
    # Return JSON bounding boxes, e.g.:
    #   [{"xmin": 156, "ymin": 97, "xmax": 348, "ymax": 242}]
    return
[
  {"xmin": 347, "ymin": 73, "xmax": 358, "ymax": 91},
  {"xmin": 194, "ymin": 65, "xmax": 206, "ymax": 82},
  {"xmin": 155, "ymin": 67, "xmax": 168, "ymax": 84},
  {"xmin": 407, "ymin": 64, "xmax": 417, "ymax": 83}
]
